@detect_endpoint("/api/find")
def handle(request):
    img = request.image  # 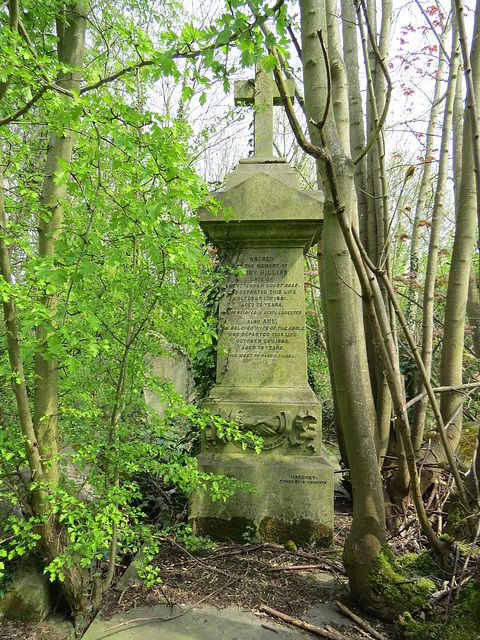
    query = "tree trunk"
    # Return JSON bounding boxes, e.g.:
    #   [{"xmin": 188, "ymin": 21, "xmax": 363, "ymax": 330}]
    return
[
  {"xmin": 1, "ymin": 3, "xmax": 101, "ymax": 633},
  {"xmin": 411, "ymin": 30, "xmax": 461, "ymax": 455},
  {"xmin": 34, "ymin": 2, "xmax": 87, "ymax": 504},
  {"xmin": 467, "ymin": 261, "xmax": 480, "ymax": 360},
  {"xmin": 299, "ymin": 0, "xmax": 387, "ymax": 612},
  {"xmin": 438, "ymin": 6, "xmax": 480, "ymax": 479},
  {"xmin": 0, "ymin": 151, "xmax": 47, "ymax": 515},
  {"xmin": 407, "ymin": 43, "xmax": 446, "ymax": 336}
]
